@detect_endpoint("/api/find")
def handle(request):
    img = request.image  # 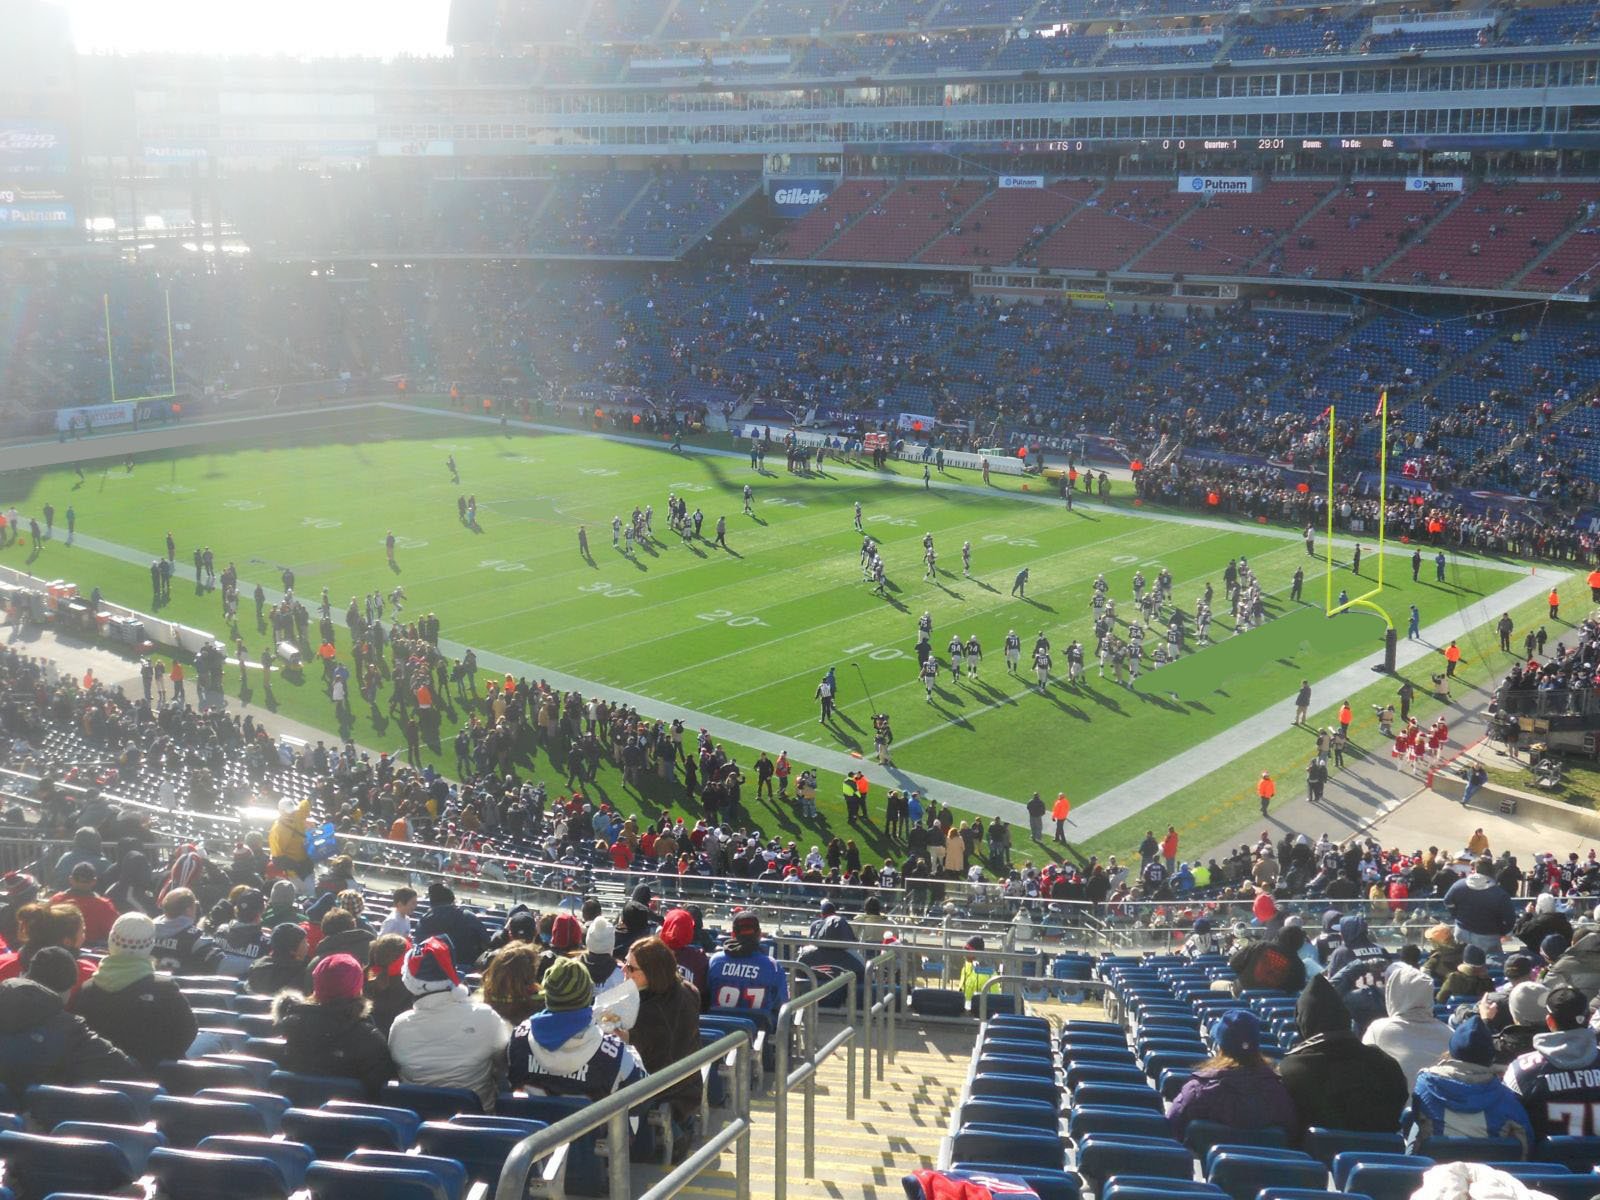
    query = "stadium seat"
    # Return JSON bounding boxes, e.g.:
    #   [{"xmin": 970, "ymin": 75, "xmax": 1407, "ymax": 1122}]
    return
[
  {"xmin": 197, "ymin": 1136, "xmax": 314, "ymax": 1188},
  {"xmin": 1332, "ymin": 1151, "xmax": 1431, "ymax": 1190},
  {"xmin": 23, "ymin": 1087, "xmax": 139, "ymax": 1129},
  {"xmin": 279, "ymin": 1108, "xmax": 407, "ymax": 1157},
  {"xmin": 1067, "ymin": 1106, "xmax": 1173, "ymax": 1143},
  {"xmin": 919, "ymin": 1166, "xmax": 1082, "ymax": 1200},
  {"xmin": 303, "ymin": 1161, "xmax": 449, "ymax": 1200},
  {"xmin": 348, "ymin": 1151, "xmax": 469, "ymax": 1200},
  {"xmin": 149, "ymin": 1096, "xmax": 271, "ymax": 1145},
  {"xmin": 994, "ymin": 1016, "xmax": 1054, "ymax": 1034},
  {"xmin": 1206, "ymin": 1149, "xmax": 1327, "ymax": 1200},
  {"xmin": 1537, "ymin": 1138, "xmax": 1600, "ymax": 1171},
  {"xmin": 951, "ymin": 1128, "xmax": 1064, "ymax": 1170},
  {"xmin": 0, "ymin": 1131, "xmax": 136, "ymax": 1200},
  {"xmin": 157, "ymin": 1060, "xmax": 258, "ymax": 1095},
  {"xmin": 415, "ymin": 1120, "xmax": 548, "ymax": 1186},
  {"xmin": 1521, "ymin": 1175, "xmax": 1600, "ymax": 1200},
  {"xmin": 985, "ymin": 1036, "xmax": 1053, "ymax": 1059},
  {"xmin": 94, "ymin": 1080, "xmax": 162, "ymax": 1118},
  {"xmin": 1101, "ymin": 1177, "xmax": 1228, "ymax": 1200},
  {"xmin": 1185, "ymin": 1122, "xmax": 1291, "ymax": 1156},
  {"xmin": 193, "ymin": 1088, "xmax": 290, "ymax": 1129},
  {"xmin": 267, "ymin": 1072, "xmax": 365, "ymax": 1107},
  {"xmin": 1304, "ymin": 1128, "xmax": 1406, "ymax": 1168},
  {"xmin": 323, "ymin": 1101, "xmax": 422, "ymax": 1145},
  {"xmin": 969, "ymin": 1073, "xmax": 1061, "ymax": 1108},
  {"xmin": 381, "ymin": 1083, "xmax": 484, "ymax": 1121},
  {"xmin": 199, "ymin": 1054, "xmax": 279, "ymax": 1089},
  {"xmin": 957, "ymin": 1098, "xmax": 1060, "ymax": 1133},
  {"xmin": 1072, "ymin": 1083, "xmax": 1163, "ymax": 1112},
  {"xmin": 49, "ymin": 1123, "xmax": 165, "ymax": 1173},
  {"xmin": 1418, "ymin": 1136, "xmax": 1526, "ymax": 1163},
  {"xmin": 146, "ymin": 1147, "xmax": 293, "ymax": 1200},
  {"xmin": 1066, "ymin": 1064, "xmax": 1148, "ymax": 1091},
  {"xmin": 1483, "ymin": 1163, "xmax": 1572, "ymax": 1178},
  {"xmin": 1340, "ymin": 1157, "xmax": 1434, "ymax": 1200},
  {"xmin": 1077, "ymin": 1136, "xmax": 1193, "ymax": 1189}
]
